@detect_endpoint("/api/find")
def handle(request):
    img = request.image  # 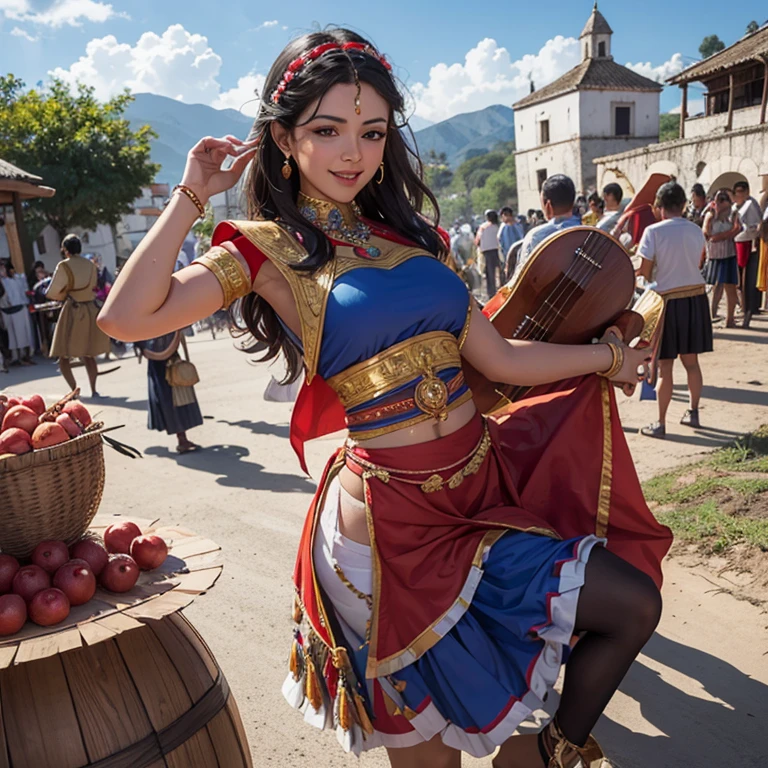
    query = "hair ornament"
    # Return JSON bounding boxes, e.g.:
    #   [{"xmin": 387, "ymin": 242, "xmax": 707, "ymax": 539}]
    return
[{"xmin": 271, "ymin": 41, "xmax": 392, "ymax": 105}]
